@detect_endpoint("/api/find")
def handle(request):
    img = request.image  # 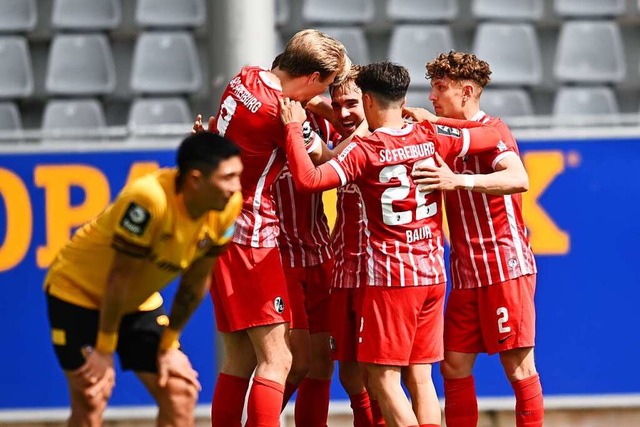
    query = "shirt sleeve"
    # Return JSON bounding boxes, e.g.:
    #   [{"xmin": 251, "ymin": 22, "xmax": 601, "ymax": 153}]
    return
[
  {"xmin": 110, "ymin": 183, "xmax": 165, "ymax": 258},
  {"xmin": 283, "ymin": 122, "xmax": 344, "ymax": 192},
  {"xmin": 477, "ymin": 120, "xmax": 519, "ymax": 170}
]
